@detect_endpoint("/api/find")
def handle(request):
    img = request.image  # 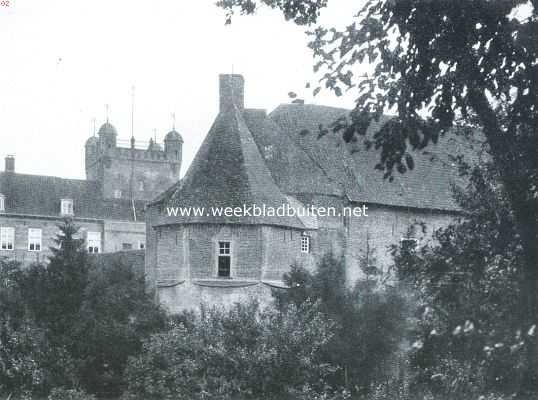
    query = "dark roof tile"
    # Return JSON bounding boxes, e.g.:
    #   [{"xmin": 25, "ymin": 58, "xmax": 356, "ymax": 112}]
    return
[
  {"xmin": 154, "ymin": 106, "xmax": 305, "ymax": 229},
  {"xmin": 0, "ymin": 172, "xmax": 144, "ymax": 221},
  {"xmin": 269, "ymin": 104, "xmax": 483, "ymax": 211}
]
